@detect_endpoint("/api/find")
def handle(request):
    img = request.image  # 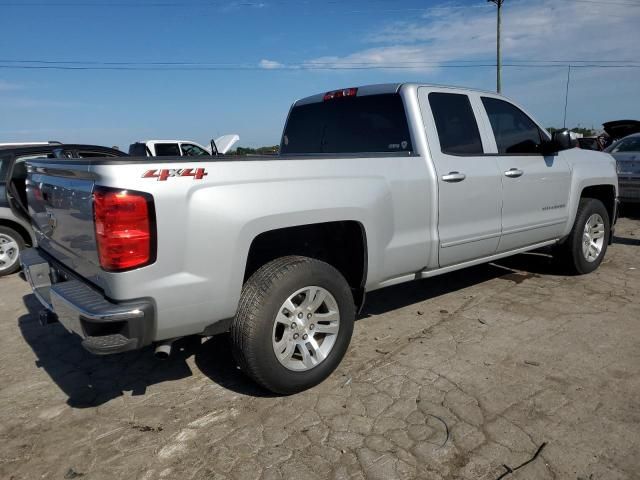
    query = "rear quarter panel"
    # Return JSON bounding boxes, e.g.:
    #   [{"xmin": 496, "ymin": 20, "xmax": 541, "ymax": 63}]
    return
[{"xmin": 90, "ymin": 155, "xmax": 434, "ymax": 340}]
